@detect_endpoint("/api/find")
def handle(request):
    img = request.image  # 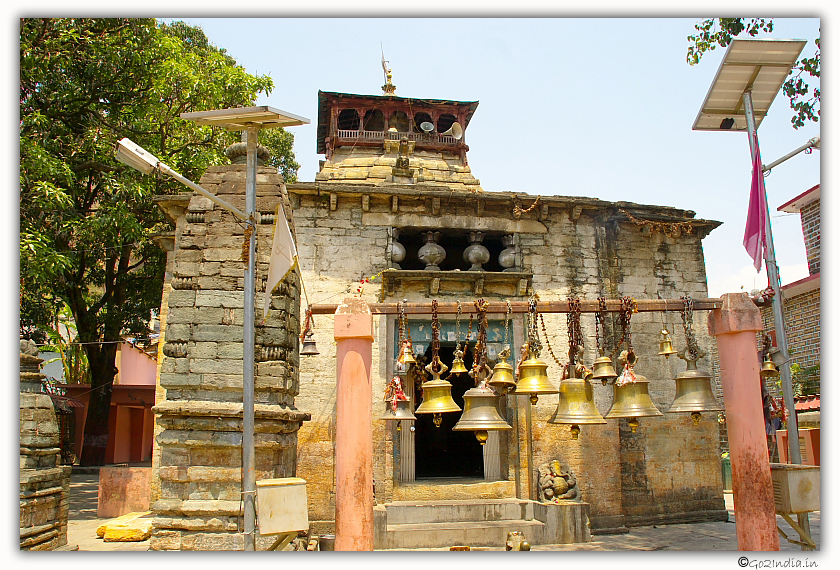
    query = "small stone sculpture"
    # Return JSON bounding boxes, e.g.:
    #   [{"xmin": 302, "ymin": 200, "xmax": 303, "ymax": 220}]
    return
[{"xmin": 537, "ymin": 460, "xmax": 581, "ymax": 502}]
